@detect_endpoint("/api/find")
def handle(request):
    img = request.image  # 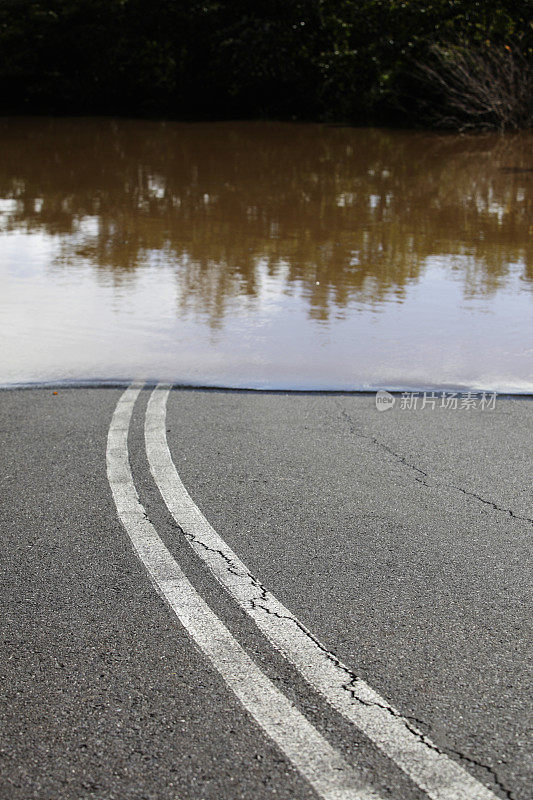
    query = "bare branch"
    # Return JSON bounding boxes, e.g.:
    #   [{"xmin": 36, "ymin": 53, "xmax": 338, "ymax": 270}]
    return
[{"xmin": 414, "ymin": 40, "xmax": 533, "ymax": 131}]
